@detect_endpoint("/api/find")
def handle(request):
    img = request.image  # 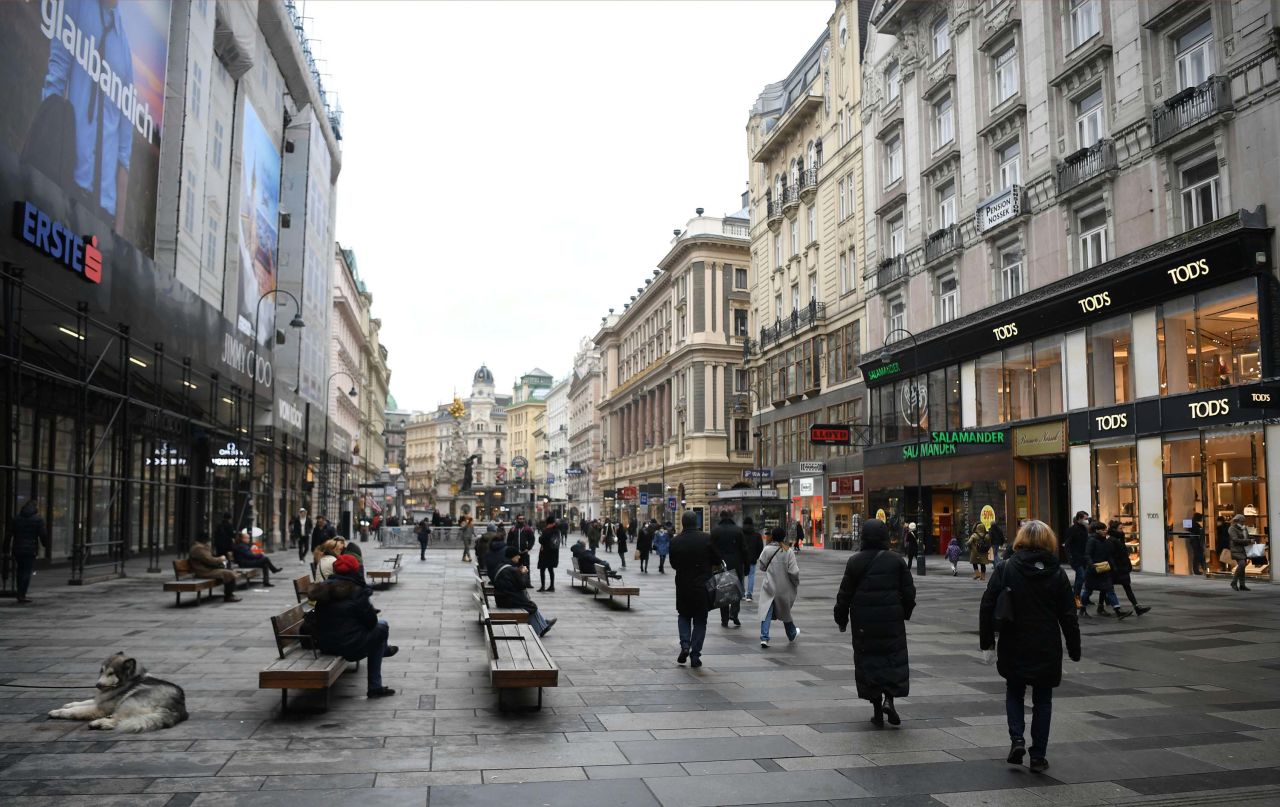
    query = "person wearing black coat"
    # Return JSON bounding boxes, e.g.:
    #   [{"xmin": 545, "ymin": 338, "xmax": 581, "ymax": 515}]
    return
[
  {"xmin": 231, "ymin": 531, "xmax": 283, "ymax": 586},
  {"xmin": 474, "ymin": 531, "xmax": 495, "ymax": 576},
  {"xmin": 636, "ymin": 521, "xmax": 654, "ymax": 573},
  {"xmin": 742, "ymin": 518, "xmax": 765, "ymax": 602},
  {"xmin": 834, "ymin": 518, "xmax": 916, "ymax": 728},
  {"xmin": 310, "ymin": 516, "xmax": 337, "ymax": 552},
  {"xmin": 710, "ymin": 512, "xmax": 747, "ymax": 628},
  {"xmin": 507, "ymin": 516, "xmax": 536, "ymax": 568},
  {"xmin": 615, "ymin": 521, "xmax": 629, "ymax": 569},
  {"xmin": 570, "ymin": 540, "xmax": 615, "ymax": 576},
  {"xmin": 484, "ymin": 535, "xmax": 509, "ymax": 582},
  {"xmin": 213, "ymin": 513, "xmax": 236, "ymax": 557},
  {"xmin": 979, "ymin": 519, "xmax": 1081, "ymax": 774},
  {"xmin": 537, "ymin": 517, "xmax": 560, "ymax": 592},
  {"xmin": 668, "ymin": 512, "xmax": 721, "ymax": 668},
  {"xmin": 5, "ymin": 499, "xmax": 49, "ymax": 603},
  {"xmin": 493, "ymin": 545, "xmax": 556, "ymax": 636},
  {"xmin": 307, "ymin": 554, "xmax": 398, "ymax": 698},
  {"xmin": 290, "ymin": 508, "xmax": 312, "ymax": 562},
  {"xmin": 1063, "ymin": 511, "xmax": 1090, "ymax": 605},
  {"xmin": 1081, "ymin": 521, "xmax": 1131, "ymax": 618},
  {"xmin": 1107, "ymin": 519, "xmax": 1149, "ymax": 615}
]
